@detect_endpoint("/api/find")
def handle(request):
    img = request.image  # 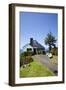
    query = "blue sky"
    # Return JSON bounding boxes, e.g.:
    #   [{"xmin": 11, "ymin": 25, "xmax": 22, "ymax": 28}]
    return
[{"xmin": 20, "ymin": 12, "xmax": 58, "ymax": 50}]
